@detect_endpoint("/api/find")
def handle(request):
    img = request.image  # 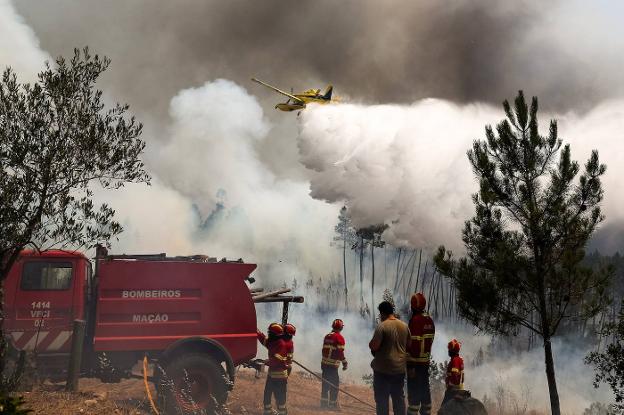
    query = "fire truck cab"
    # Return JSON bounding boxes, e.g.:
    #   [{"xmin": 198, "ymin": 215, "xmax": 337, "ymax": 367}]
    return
[{"xmin": 3, "ymin": 248, "xmax": 273, "ymax": 414}]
